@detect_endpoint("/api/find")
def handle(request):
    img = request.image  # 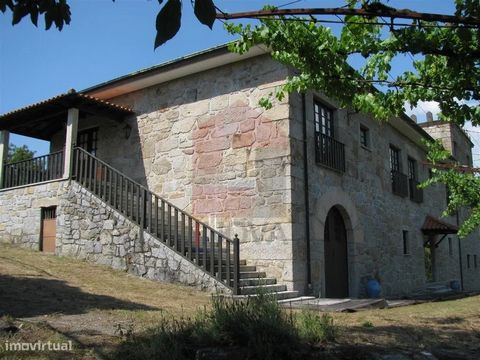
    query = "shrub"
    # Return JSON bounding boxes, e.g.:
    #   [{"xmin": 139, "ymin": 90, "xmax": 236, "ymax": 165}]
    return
[
  {"xmin": 115, "ymin": 293, "xmax": 338, "ymax": 359},
  {"xmin": 361, "ymin": 320, "xmax": 374, "ymax": 328},
  {"xmin": 210, "ymin": 293, "xmax": 298, "ymax": 359},
  {"xmin": 296, "ymin": 311, "xmax": 338, "ymax": 343}
]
